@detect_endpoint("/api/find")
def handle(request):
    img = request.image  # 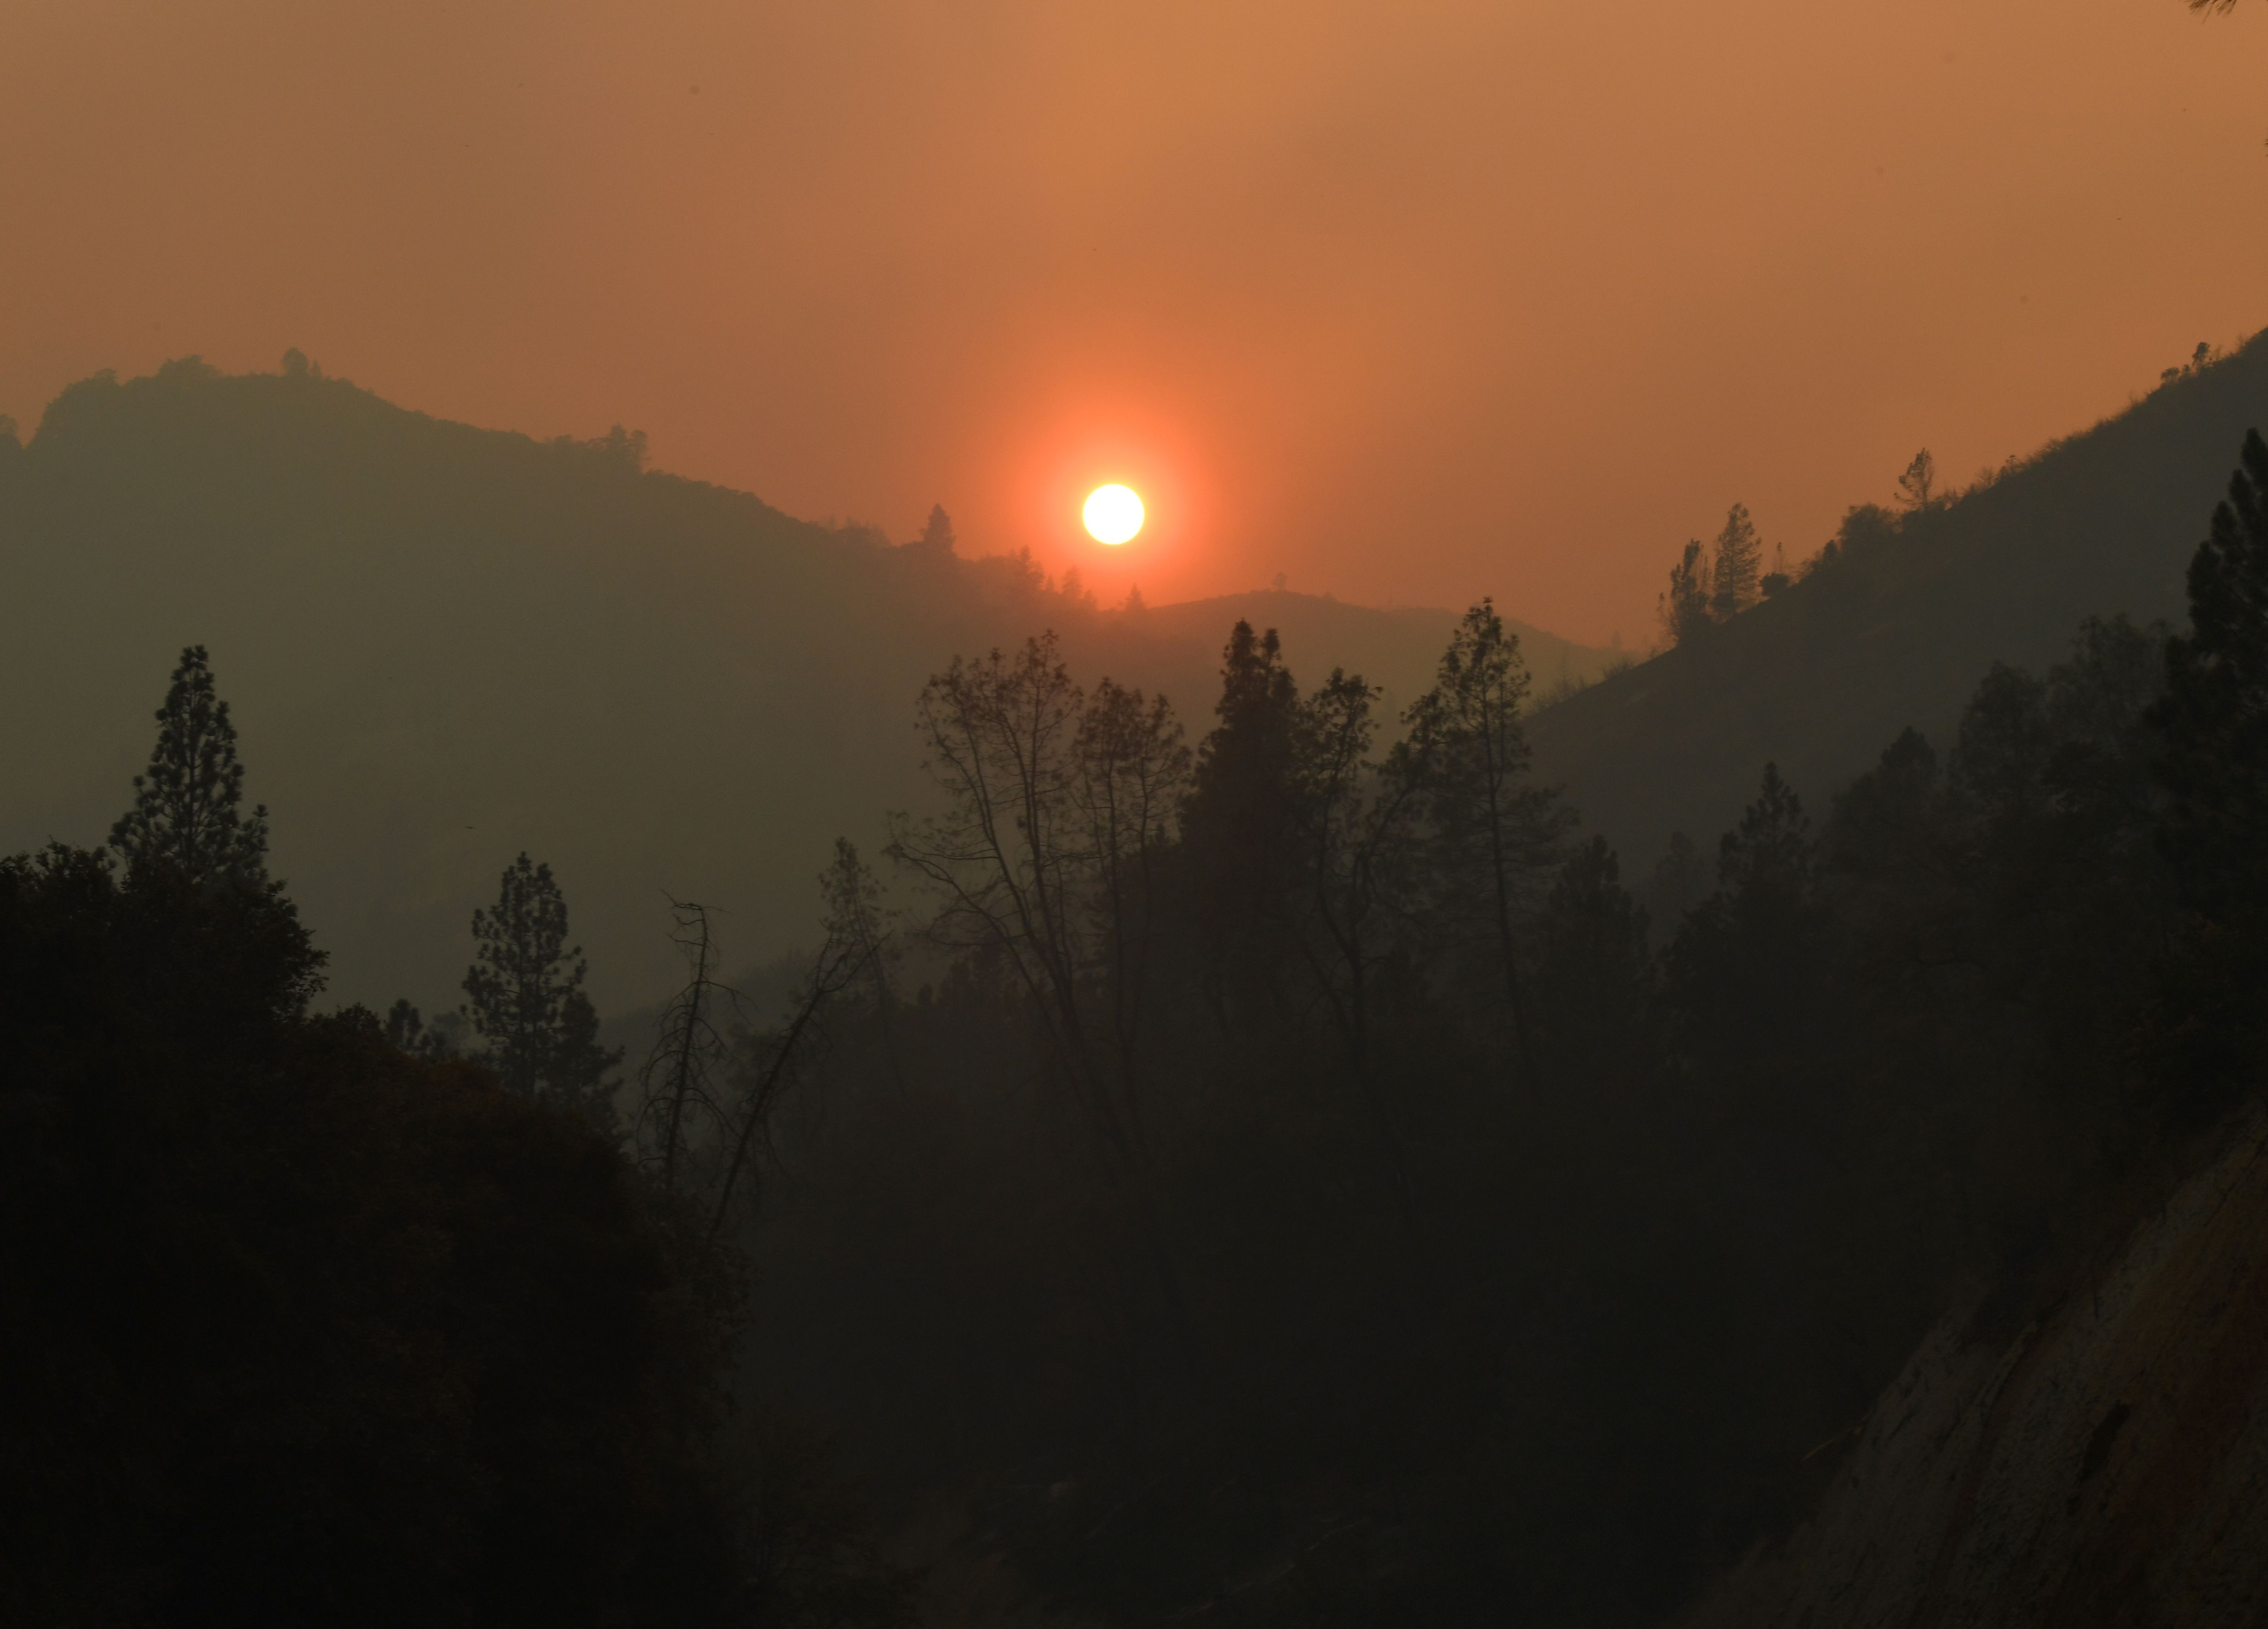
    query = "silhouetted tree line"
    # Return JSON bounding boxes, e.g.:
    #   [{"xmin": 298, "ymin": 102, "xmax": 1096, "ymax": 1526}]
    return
[
  {"xmin": 738, "ymin": 433, "xmax": 2268, "ymax": 1624},
  {"xmin": 0, "ymin": 647, "xmax": 912, "ymax": 1626},
  {"xmin": 7, "ymin": 426, "xmax": 2266, "ymax": 1627},
  {"xmin": 1657, "ymin": 437, "xmax": 2091, "ymax": 650},
  {"xmin": 1659, "ymin": 502, "xmax": 1772, "ymax": 645},
  {"xmin": 387, "ymin": 852, "xmax": 624, "ymax": 1134}
]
